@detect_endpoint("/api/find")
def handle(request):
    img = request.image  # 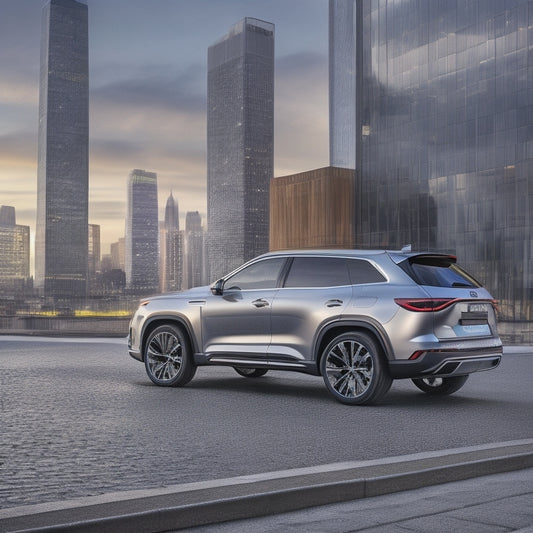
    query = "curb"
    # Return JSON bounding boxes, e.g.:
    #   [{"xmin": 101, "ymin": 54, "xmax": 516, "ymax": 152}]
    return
[{"xmin": 1, "ymin": 439, "xmax": 533, "ymax": 532}]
